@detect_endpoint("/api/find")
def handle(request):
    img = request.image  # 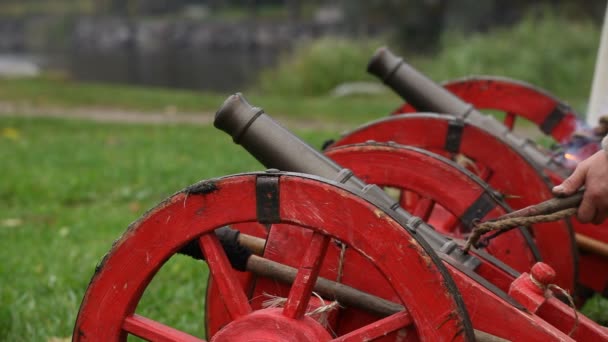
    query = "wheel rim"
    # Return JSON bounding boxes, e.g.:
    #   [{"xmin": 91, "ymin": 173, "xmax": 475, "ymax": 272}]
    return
[
  {"xmin": 393, "ymin": 76, "xmax": 580, "ymax": 143},
  {"xmin": 324, "ymin": 142, "xmax": 540, "ymax": 273},
  {"xmin": 75, "ymin": 172, "xmax": 473, "ymax": 341},
  {"xmin": 330, "ymin": 114, "xmax": 577, "ymax": 293}
]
